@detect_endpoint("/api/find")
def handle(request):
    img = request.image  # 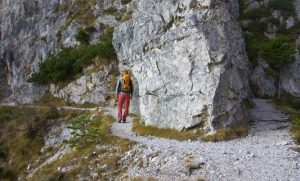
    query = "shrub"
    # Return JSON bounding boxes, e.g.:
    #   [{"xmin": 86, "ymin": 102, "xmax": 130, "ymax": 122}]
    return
[
  {"xmin": 268, "ymin": 0, "xmax": 295, "ymax": 13},
  {"xmin": 28, "ymin": 33, "xmax": 116, "ymax": 85},
  {"xmin": 75, "ymin": 29, "xmax": 90, "ymax": 44},
  {"xmin": 0, "ymin": 168, "xmax": 17, "ymax": 180},
  {"xmin": 261, "ymin": 35, "xmax": 296, "ymax": 70},
  {"xmin": 245, "ymin": 35, "xmax": 265, "ymax": 61},
  {"xmin": 245, "ymin": 35, "xmax": 296, "ymax": 70},
  {"xmin": 0, "ymin": 145, "xmax": 7, "ymax": 161},
  {"xmin": 121, "ymin": 0, "xmax": 132, "ymax": 5},
  {"xmin": 45, "ymin": 107, "xmax": 60, "ymax": 120},
  {"xmin": 242, "ymin": 7, "xmax": 269, "ymax": 20},
  {"xmin": 103, "ymin": 7, "xmax": 118, "ymax": 15},
  {"xmin": 65, "ymin": 113, "xmax": 101, "ymax": 147},
  {"xmin": 75, "ymin": 27, "xmax": 95, "ymax": 44},
  {"xmin": 243, "ymin": 21, "xmax": 267, "ymax": 34}
]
